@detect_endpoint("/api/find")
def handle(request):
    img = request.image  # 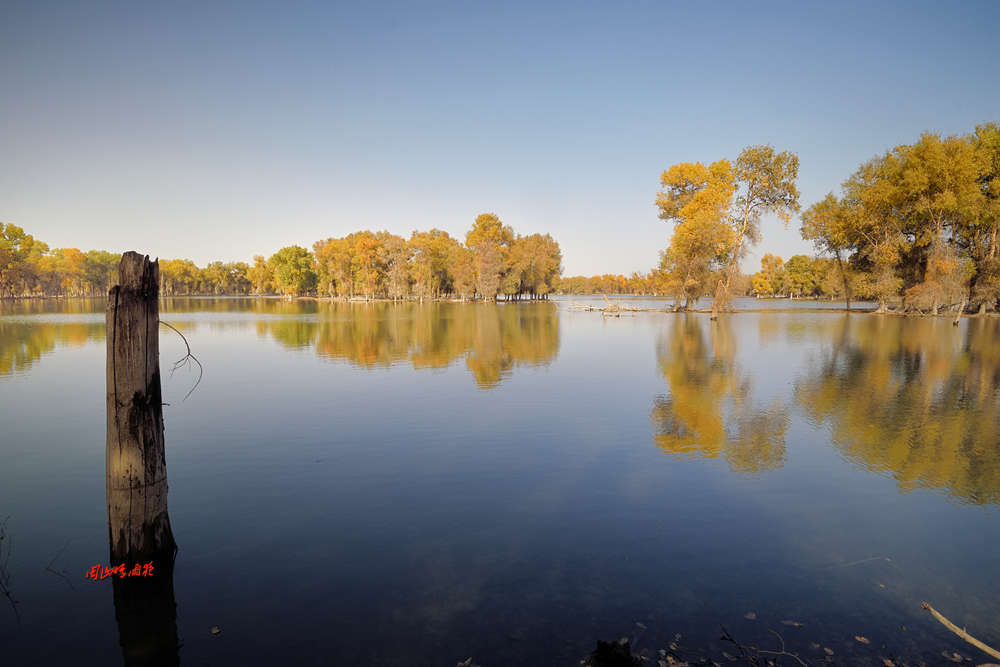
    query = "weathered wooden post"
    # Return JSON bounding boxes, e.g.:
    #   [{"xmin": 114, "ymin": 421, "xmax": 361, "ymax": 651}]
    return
[{"xmin": 107, "ymin": 251, "xmax": 176, "ymax": 564}]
